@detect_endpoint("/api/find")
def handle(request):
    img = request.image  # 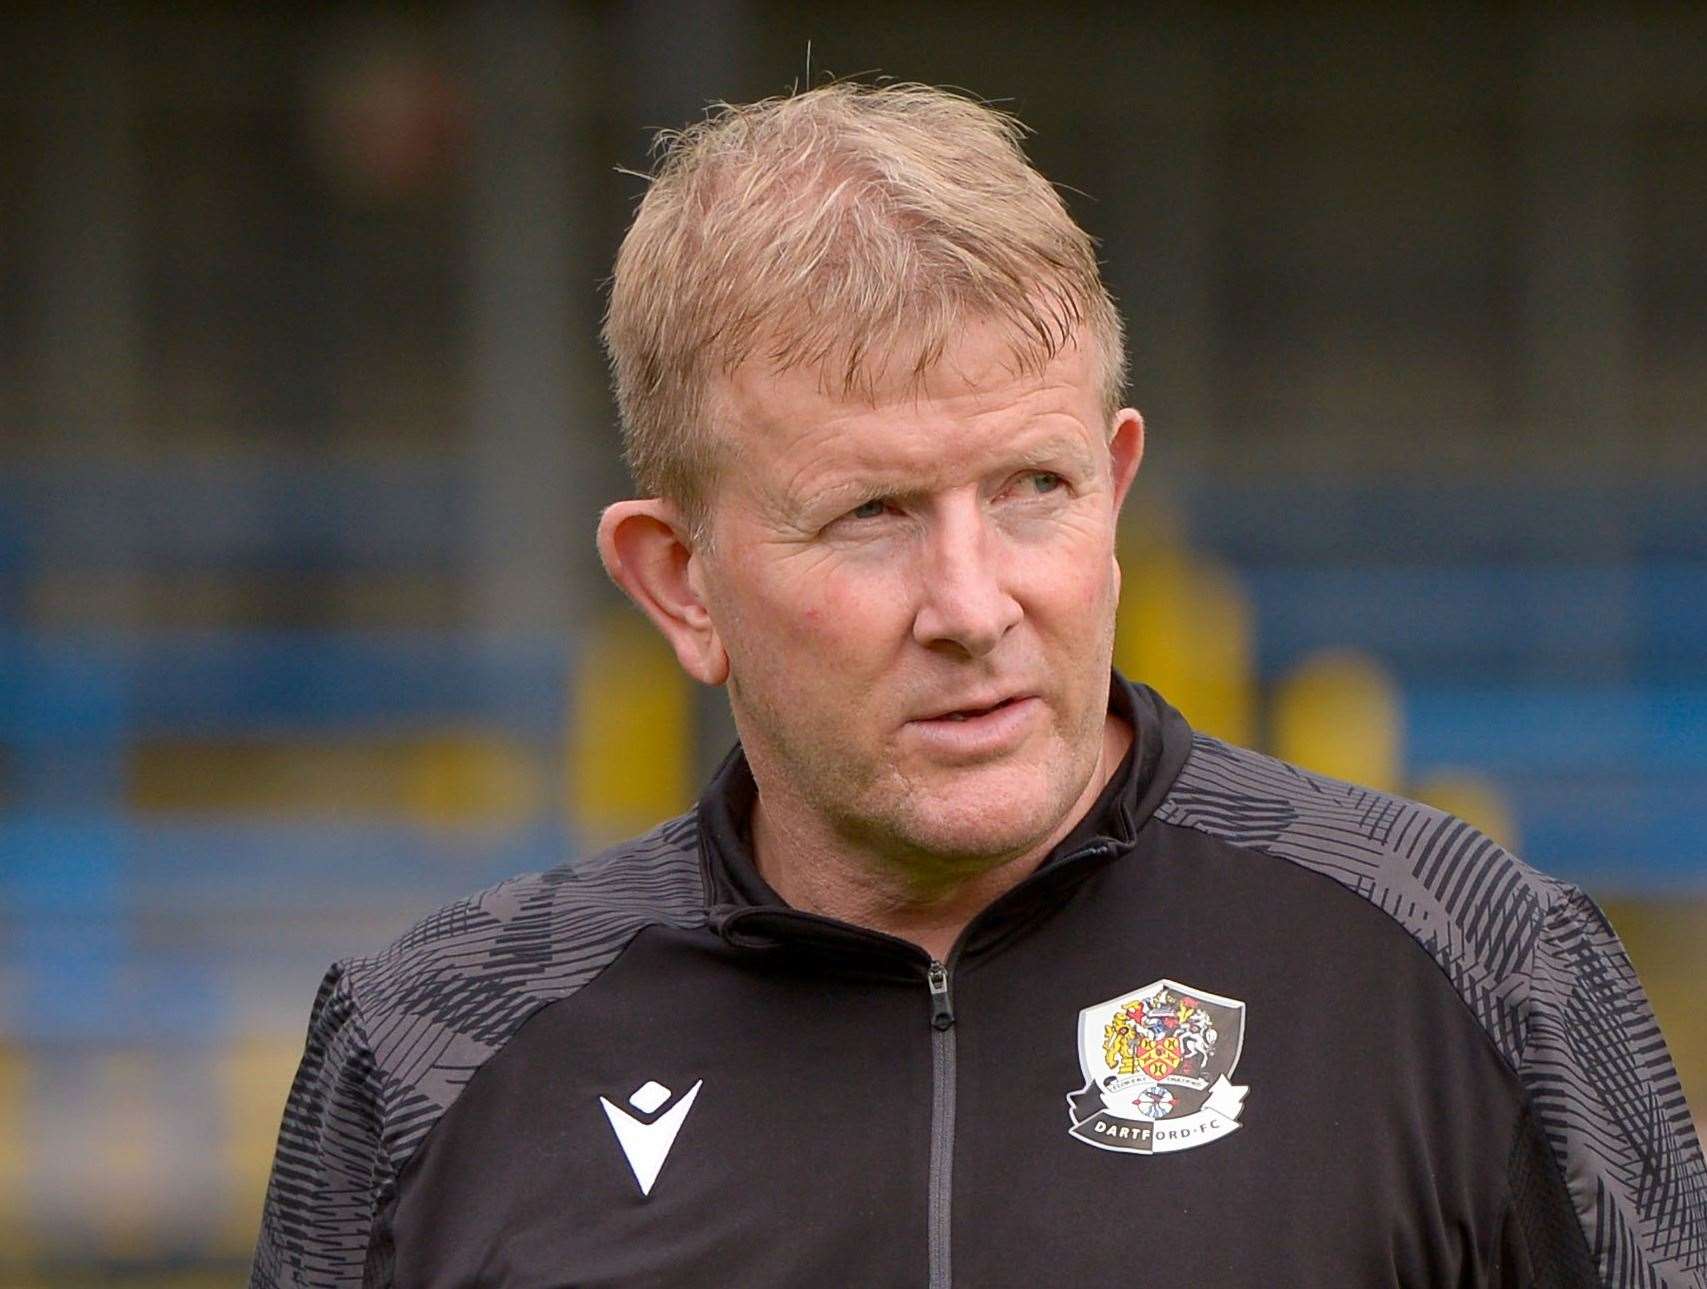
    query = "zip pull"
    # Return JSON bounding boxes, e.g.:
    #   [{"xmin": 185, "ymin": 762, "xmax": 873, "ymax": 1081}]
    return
[{"xmin": 926, "ymin": 960, "xmax": 955, "ymax": 1031}]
